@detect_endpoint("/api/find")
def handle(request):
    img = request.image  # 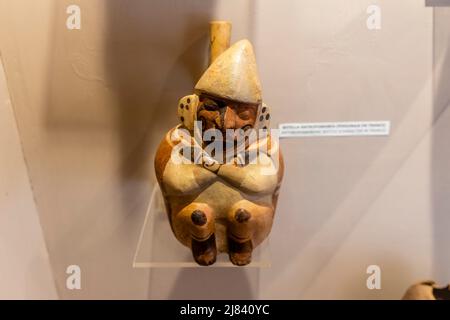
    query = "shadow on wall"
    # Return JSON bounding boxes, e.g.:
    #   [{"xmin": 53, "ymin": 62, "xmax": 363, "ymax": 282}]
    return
[
  {"xmin": 432, "ymin": 8, "xmax": 450, "ymax": 284},
  {"xmin": 103, "ymin": 0, "xmax": 215, "ymax": 212},
  {"xmin": 426, "ymin": 0, "xmax": 450, "ymax": 7},
  {"xmin": 167, "ymin": 268, "xmax": 258, "ymax": 300},
  {"xmin": 40, "ymin": 0, "xmax": 260, "ymax": 298},
  {"xmin": 44, "ymin": 0, "xmax": 215, "ymax": 194},
  {"xmin": 102, "ymin": 0, "xmax": 256, "ymax": 299},
  {"xmin": 40, "ymin": 0, "xmax": 224, "ymax": 298}
]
